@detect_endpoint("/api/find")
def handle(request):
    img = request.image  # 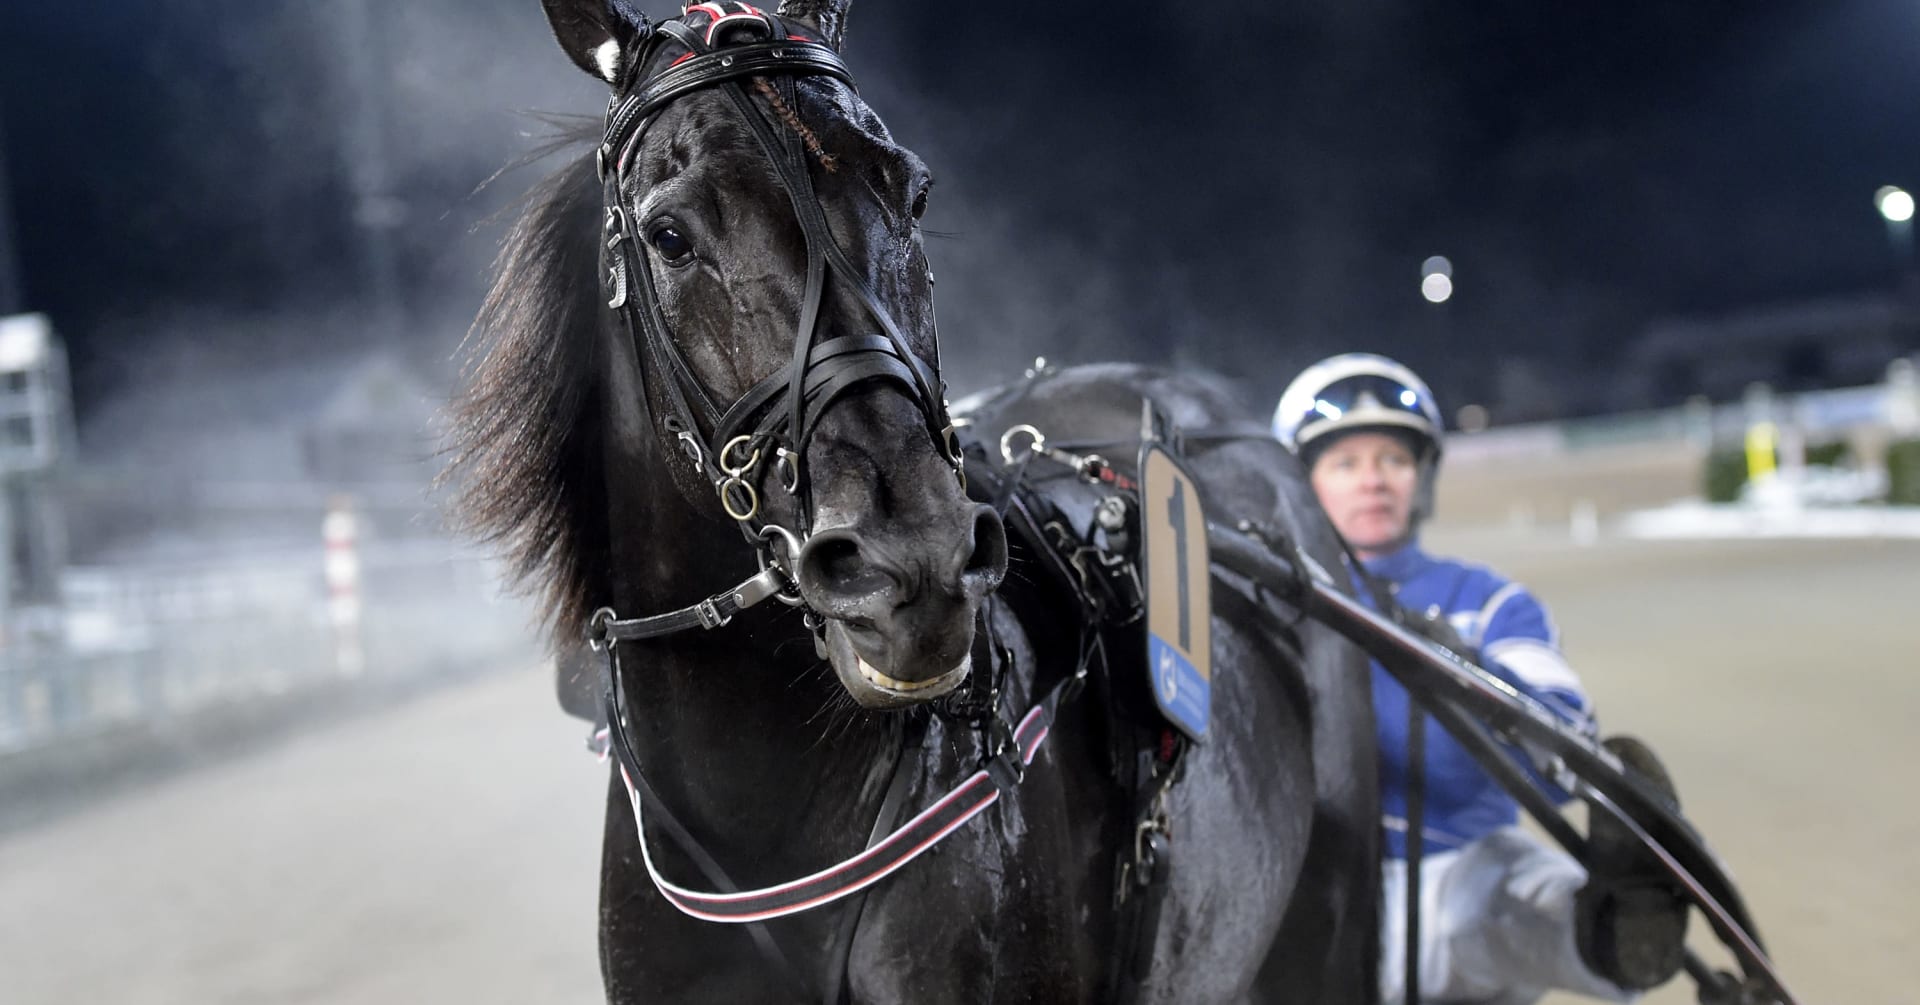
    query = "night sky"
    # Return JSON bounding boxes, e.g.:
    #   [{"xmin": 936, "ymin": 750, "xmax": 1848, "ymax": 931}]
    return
[{"xmin": 1, "ymin": 1, "xmax": 1916, "ymax": 424}]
